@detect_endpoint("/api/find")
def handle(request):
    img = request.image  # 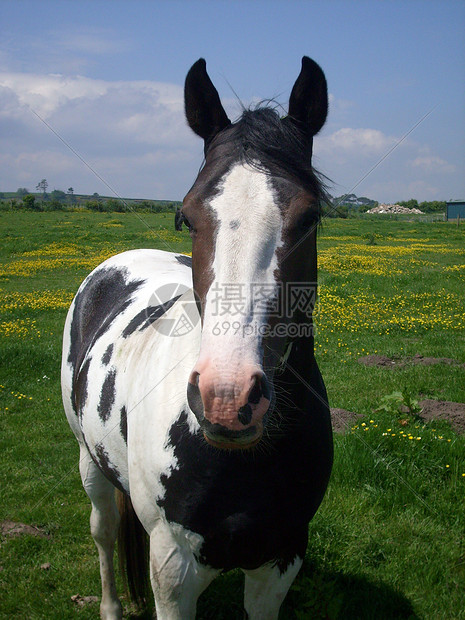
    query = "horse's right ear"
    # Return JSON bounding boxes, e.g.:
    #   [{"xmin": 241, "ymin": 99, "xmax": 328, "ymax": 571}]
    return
[{"xmin": 184, "ymin": 59, "xmax": 231, "ymax": 143}]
